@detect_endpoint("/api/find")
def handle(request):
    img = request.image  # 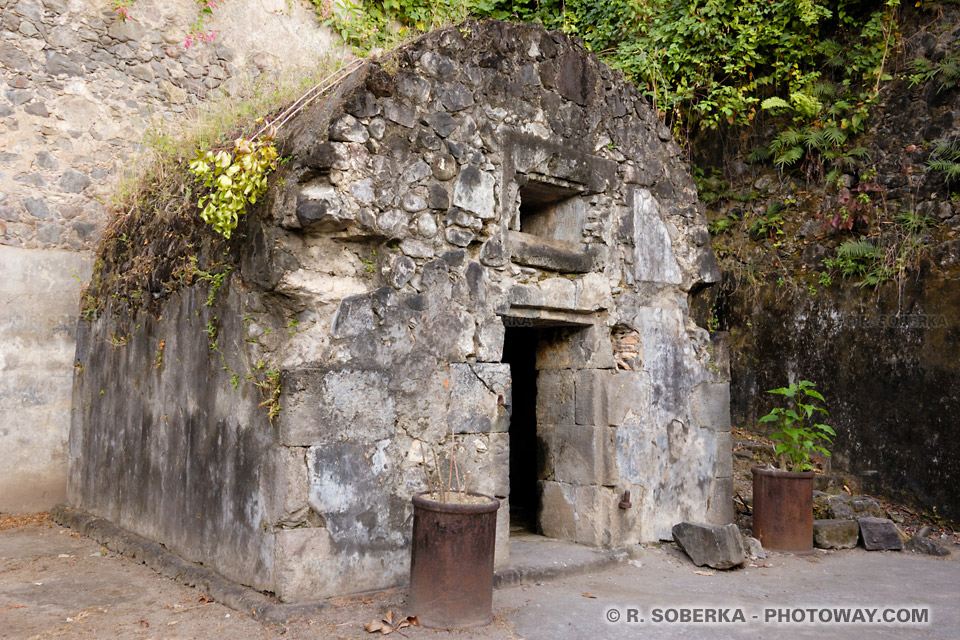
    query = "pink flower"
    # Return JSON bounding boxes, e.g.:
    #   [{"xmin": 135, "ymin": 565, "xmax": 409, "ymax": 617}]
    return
[{"xmin": 205, "ymin": 1, "xmax": 217, "ymax": 7}]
